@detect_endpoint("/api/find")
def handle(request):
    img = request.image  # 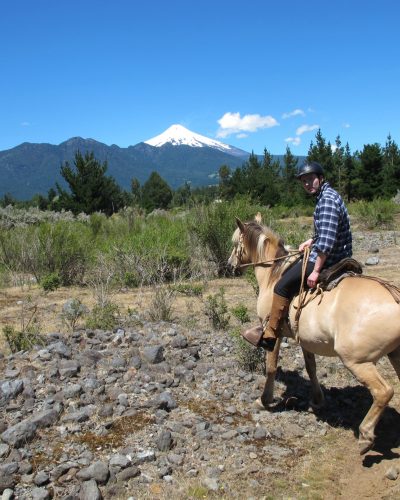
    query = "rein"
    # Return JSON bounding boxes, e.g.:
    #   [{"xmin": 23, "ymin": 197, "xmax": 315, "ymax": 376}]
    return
[{"xmin": 238, "ymin": 249, "xmax": 302, "ymax": 269}]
